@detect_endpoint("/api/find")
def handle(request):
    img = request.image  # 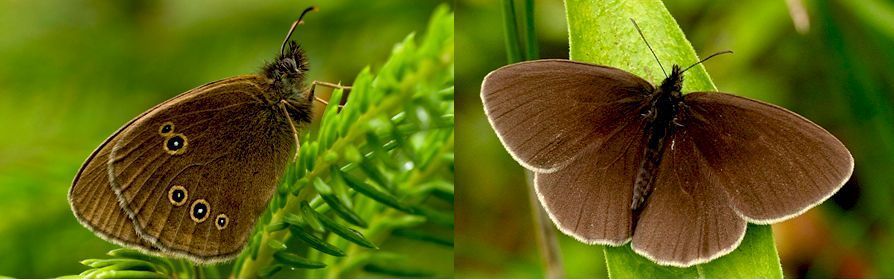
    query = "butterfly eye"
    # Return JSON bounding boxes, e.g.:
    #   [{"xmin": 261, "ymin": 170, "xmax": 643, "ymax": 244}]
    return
[
  {"xmin": 158, "ymin": 122, "xmax": 174, "ymax": 136},
  {"xmin": 168, "ymin": 185, "xmax": 188, "ymax": 206},
  {"xmin": 164, "ymin": 134, "xmax": 188, "ymax": 155},
  {"xmin": 190, "ymin": 199, "xmax": 210, "ymax": 223},
  {"xmin": 215, "ymin": 214, "xmax": 229, "ymax": 230}
]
